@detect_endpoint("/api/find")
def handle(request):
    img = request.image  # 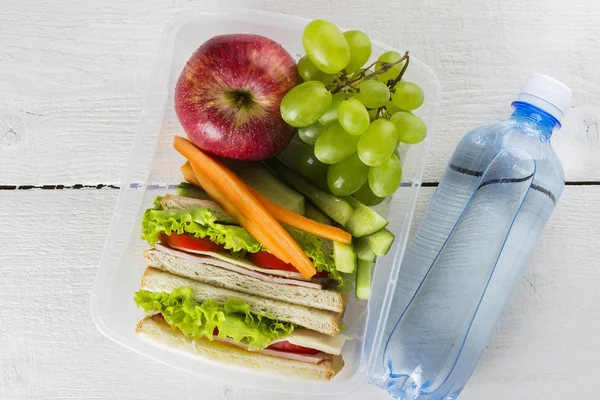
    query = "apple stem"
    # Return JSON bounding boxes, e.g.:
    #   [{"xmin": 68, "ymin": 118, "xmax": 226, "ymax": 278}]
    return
[
  {"xmin": 330, "ymin": 51, "xmax": 410, "ymax": 94},
  {"xmin": 226, "ymin": 89, "xmax": 253, "ymax": 110},
  {"xmin": 235, "ymin": 96, "xmax": 245, "ymax": 109}
]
